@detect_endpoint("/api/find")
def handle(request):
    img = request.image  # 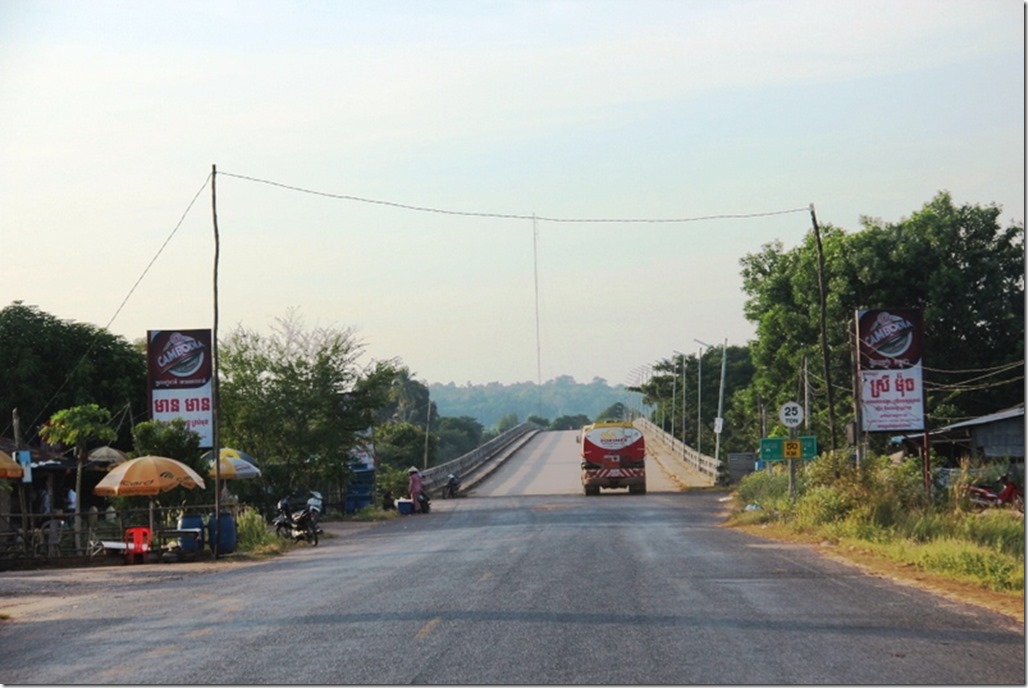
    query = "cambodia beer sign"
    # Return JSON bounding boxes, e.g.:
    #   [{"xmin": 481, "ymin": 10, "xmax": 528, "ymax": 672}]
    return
[
  {"xmin": 856, "ymin": 309, "xmax": 924, "ymax": 432},
  {"xmin": 147, "ymin": 329, "xmax": 214, "ymax": 447}
]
